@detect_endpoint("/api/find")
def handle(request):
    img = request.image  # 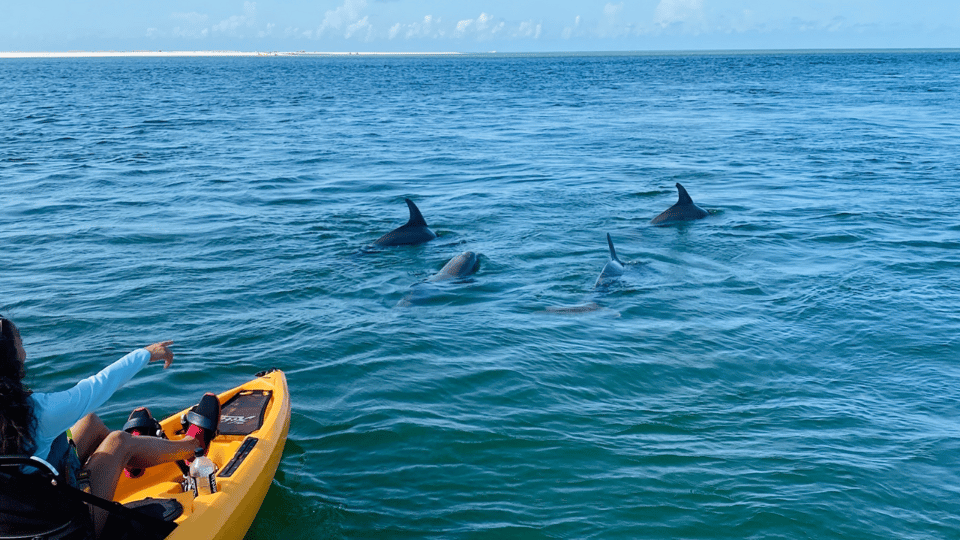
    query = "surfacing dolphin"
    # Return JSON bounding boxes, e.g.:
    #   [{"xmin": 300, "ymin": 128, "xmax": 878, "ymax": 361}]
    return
[
  {"xmin": 595, "ymin": 233, "xmax": 624, "ymax": 288},
  {"xmin": 650, "ymin": 183, "xmax": 709, "ymax": 226},
  {"xmin": 428, "ymin": 251, "xmax": 481, "ymax": 282},
  {"xmin": 373, "ymin": 198, "xmax": 438, "ymax": 247},
  {"xmin": 544, "ymin": 235, "xmax": 624, "ymax": 315},
  {"xmin": 397, "ymin": 251, "xmax": 482, "ymax": 307}
]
